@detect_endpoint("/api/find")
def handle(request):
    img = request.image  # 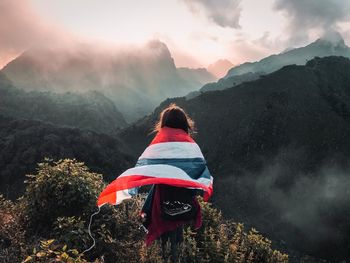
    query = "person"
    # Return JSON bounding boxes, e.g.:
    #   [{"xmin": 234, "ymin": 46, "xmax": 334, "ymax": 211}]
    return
[
  {"xmin": 140, "ymin": 104, "xmax": 205, "ymax": 262},
  {"xmin": 98, "ymin": 103, "xmax": 212, "ymax": 260}
]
